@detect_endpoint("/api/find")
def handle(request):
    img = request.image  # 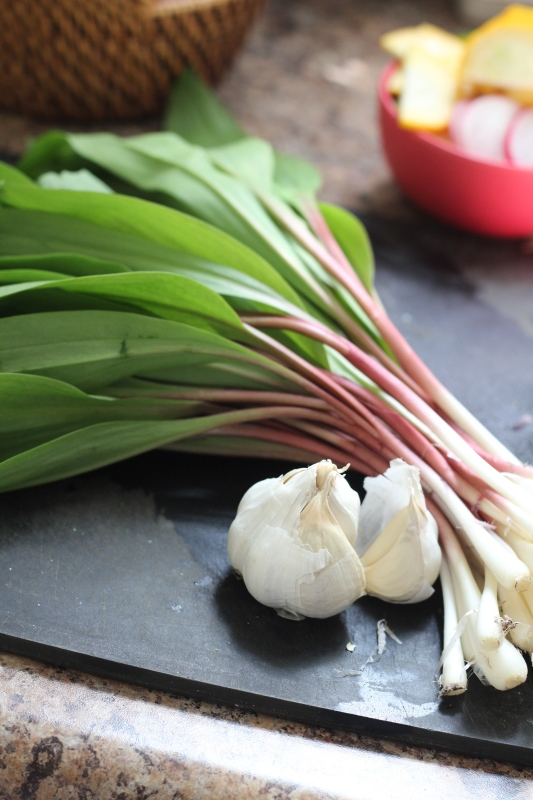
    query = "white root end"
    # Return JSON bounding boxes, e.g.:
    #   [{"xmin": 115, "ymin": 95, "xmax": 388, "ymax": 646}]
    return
[
  {"xmin": 438, "ymin": 556, "xmax": 468, "ymax": 695},
  {"xmin": 439, "ymin": 682, "xmax": 468, "ymax": 696},
  {"xmin": 516, "ymin": 575, "xmax": 532, "ymax": 593},
  {"xmin": 499, "ymin": 586, "xmax": 533, "ymax": 654},
  {"xmin": 444, "ymin": 525, "xmax": 528, "ymax": 691}
]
